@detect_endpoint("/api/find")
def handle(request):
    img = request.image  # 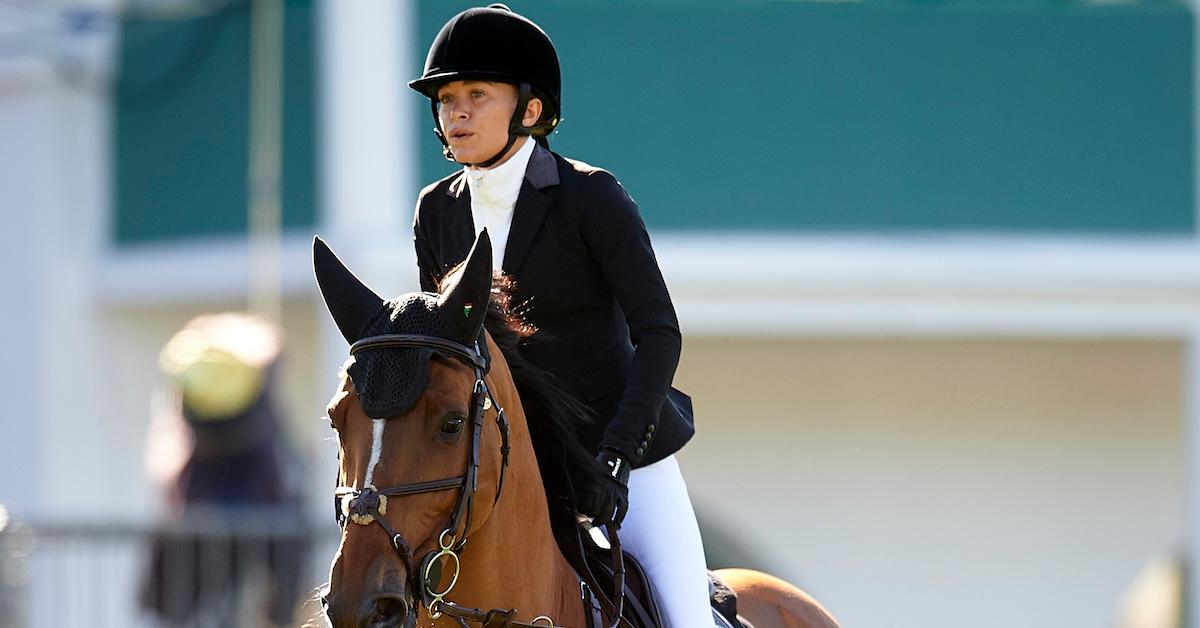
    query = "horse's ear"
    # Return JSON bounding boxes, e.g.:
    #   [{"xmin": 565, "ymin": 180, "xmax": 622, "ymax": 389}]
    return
[
  {"xmin": 438, "ymin": 230, "xmax": 492, "ymax": 343},
  {"xmin": 313, "ymin": 236, "xmax": 385, "ymax": 344}
]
